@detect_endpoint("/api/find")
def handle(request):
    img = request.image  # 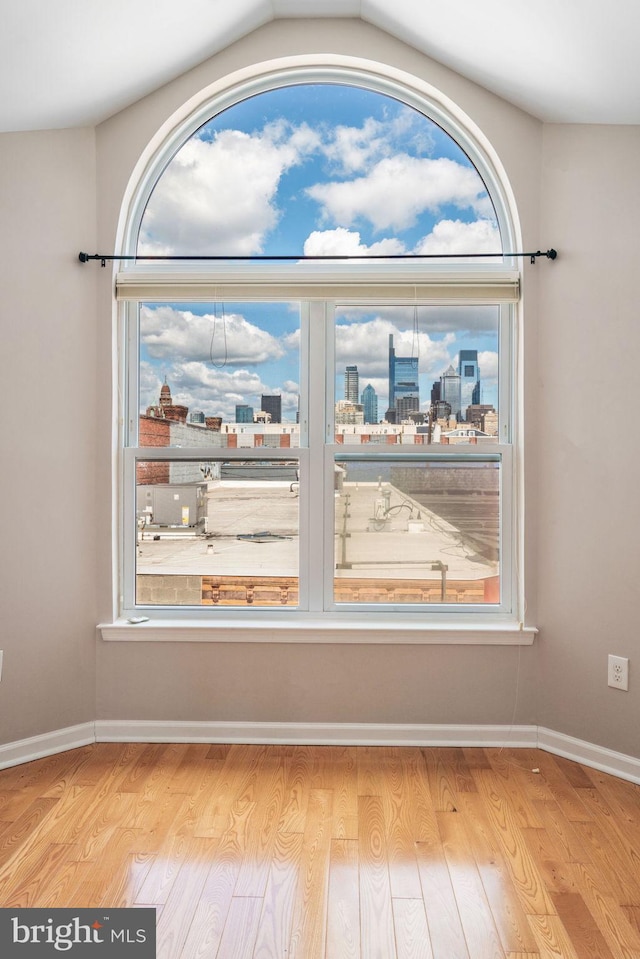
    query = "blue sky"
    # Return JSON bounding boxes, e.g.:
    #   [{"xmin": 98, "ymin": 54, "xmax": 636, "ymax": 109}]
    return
[{"xmin": 137, "ymin": 84, "xmax": 500, "ymax": 421}]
